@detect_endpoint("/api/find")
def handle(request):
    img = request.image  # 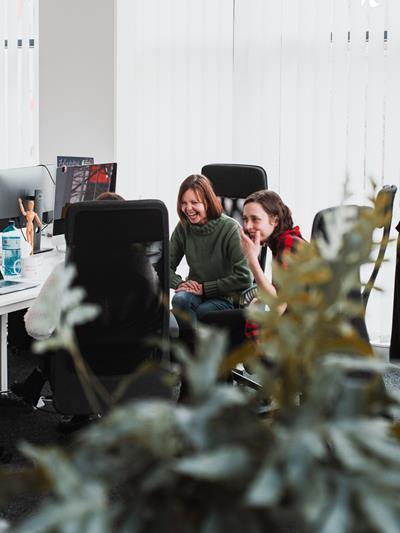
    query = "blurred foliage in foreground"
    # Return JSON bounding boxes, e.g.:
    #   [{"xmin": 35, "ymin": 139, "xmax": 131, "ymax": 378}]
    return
[{"xmin": 1, "ymin": 191, "xmax": 400, "ymax": 533}]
